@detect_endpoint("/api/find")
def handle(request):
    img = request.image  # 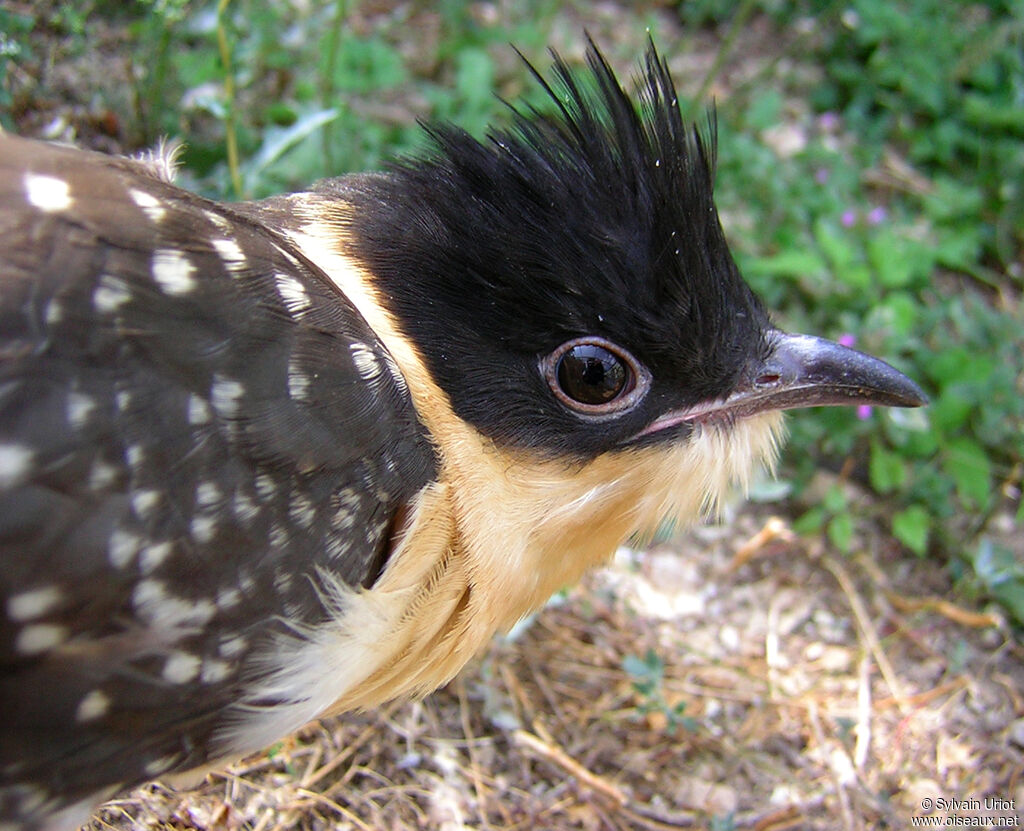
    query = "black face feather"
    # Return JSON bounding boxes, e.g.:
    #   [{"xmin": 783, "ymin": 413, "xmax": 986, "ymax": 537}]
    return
[{"xmin": 338, "ymin": 39, "xmax": 772, "ymax": 460}]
